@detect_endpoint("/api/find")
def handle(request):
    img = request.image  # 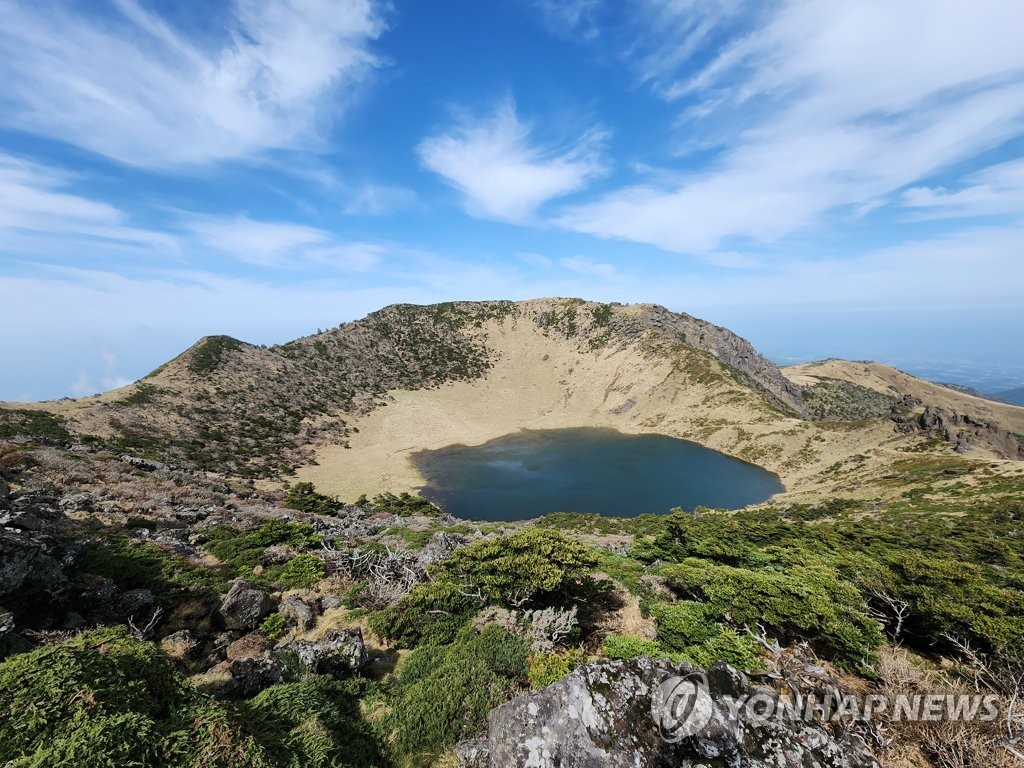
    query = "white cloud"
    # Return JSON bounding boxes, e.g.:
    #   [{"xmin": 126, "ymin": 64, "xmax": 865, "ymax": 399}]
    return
[
  {"xmin": 559, "ymin": 256, "xmax": 617, "ymax": 279},
  {"xmin": 0, "ymin": 152, "xmax": 178, "ymax": 254},
  {"xmin": 902, "ymin": 158, "xmax": 1024, "ymax": 218},
  {"xmin": 518, "ymin": 252, "xmax": 554, "ymax": 269},
  {"xmin": 0, "ymin": 0, "xmax": 387, "ymax": 168},
  {"xmin": 642, "ymin": 225, "xmax": 1024, "ymax": 311},
  {"xmin": 560, "ymin": 1, "xmax": 1024, "ymax": 252},
  {"xmin": 70, "ymin": 348, "xmax": 133, "ymax": 398},
  {"xmin": 417, "ymin": 98, "xmax": 607, "ymax": 223},
  {"xmin": 186, "ymin": 216, "xmax": 329, "ymax": 266},
  {"xmin": 184, "ymin": 214, "xmax": 382, "ymax": 270},
  {"xmin": 342, "ymin": 183, "xmax": 418, "ymax": 216}
]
